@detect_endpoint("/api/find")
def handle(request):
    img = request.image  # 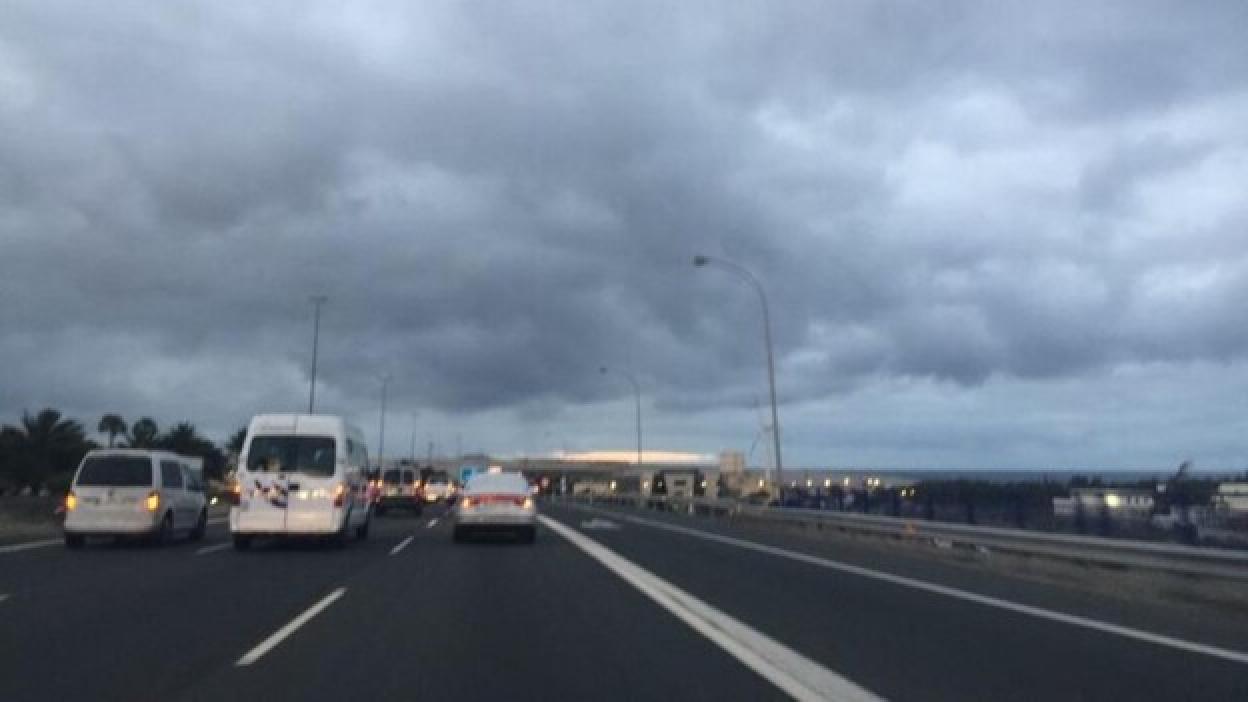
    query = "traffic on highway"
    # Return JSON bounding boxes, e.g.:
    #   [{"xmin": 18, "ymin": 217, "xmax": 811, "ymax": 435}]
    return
[
  {"xmin": 2, "ymin": 413, "xmax": 1246, "ymax": 701},
  {"xmin": 5, "ymin": 2, "xmax": 1248, "ymax": 700}
]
